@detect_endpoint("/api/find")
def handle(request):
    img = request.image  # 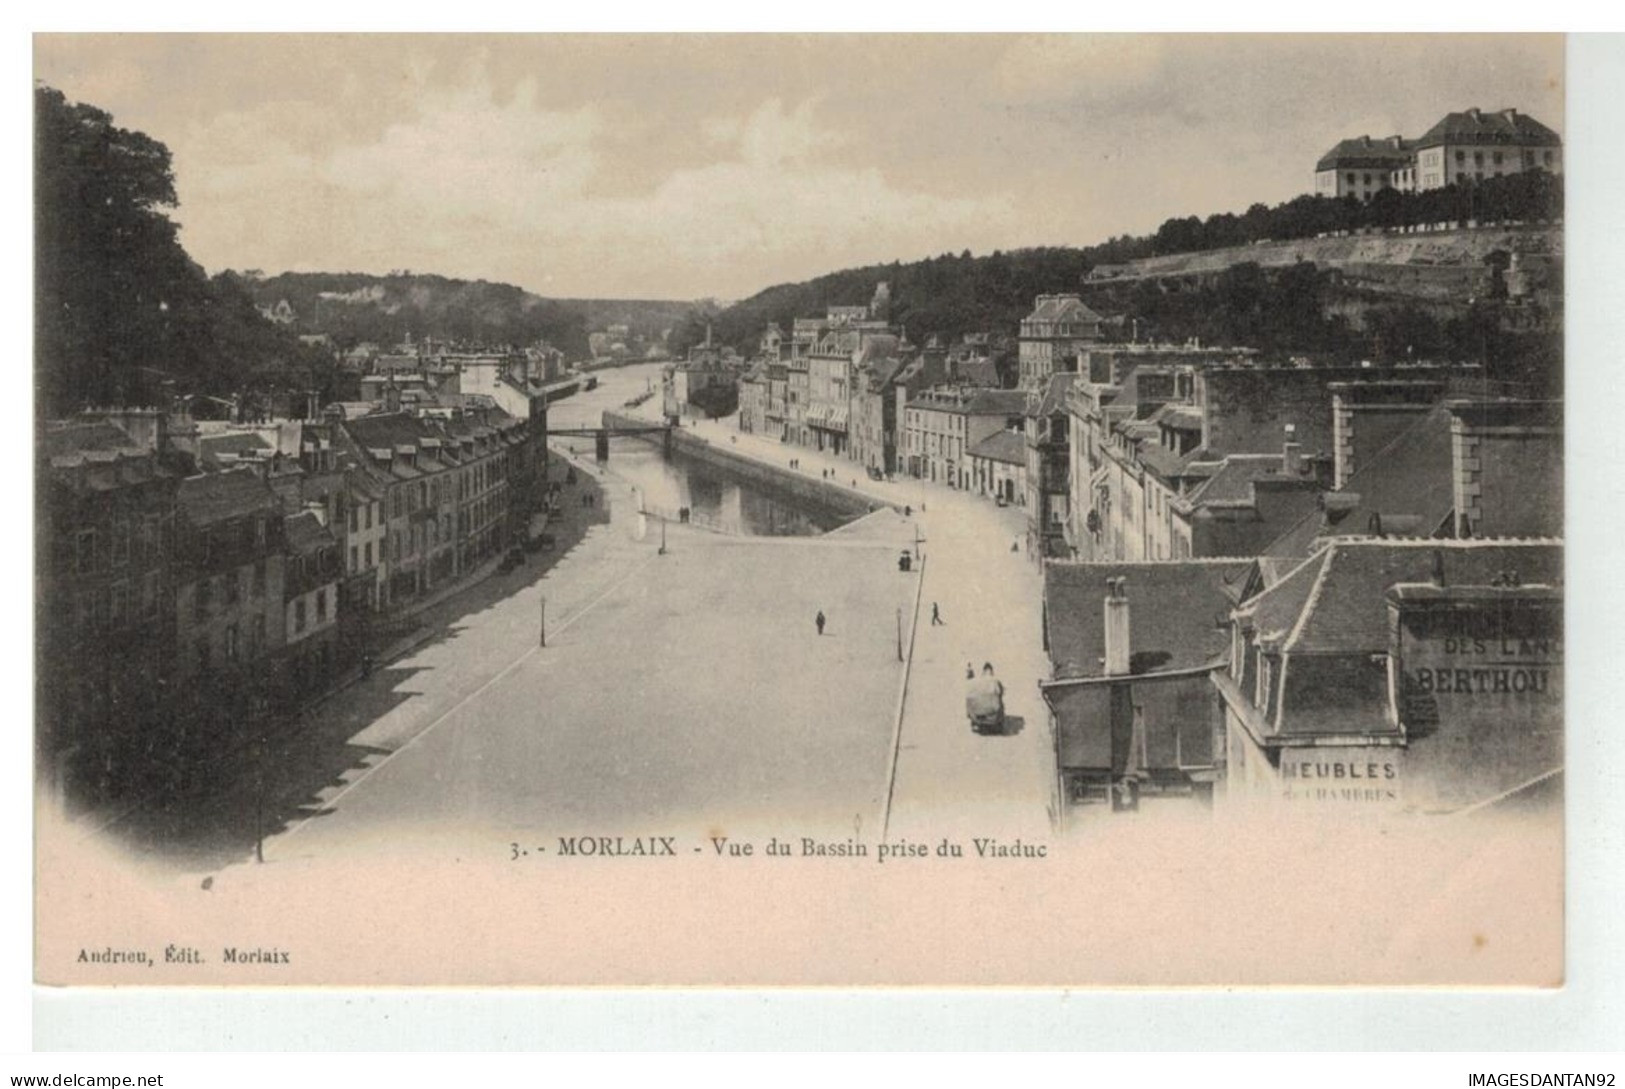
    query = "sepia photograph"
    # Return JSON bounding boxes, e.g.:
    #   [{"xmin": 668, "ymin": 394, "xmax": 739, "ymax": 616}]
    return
[{"xmin": 31, "ymin": 31, "xmax": 1576, "ymax": 997}]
